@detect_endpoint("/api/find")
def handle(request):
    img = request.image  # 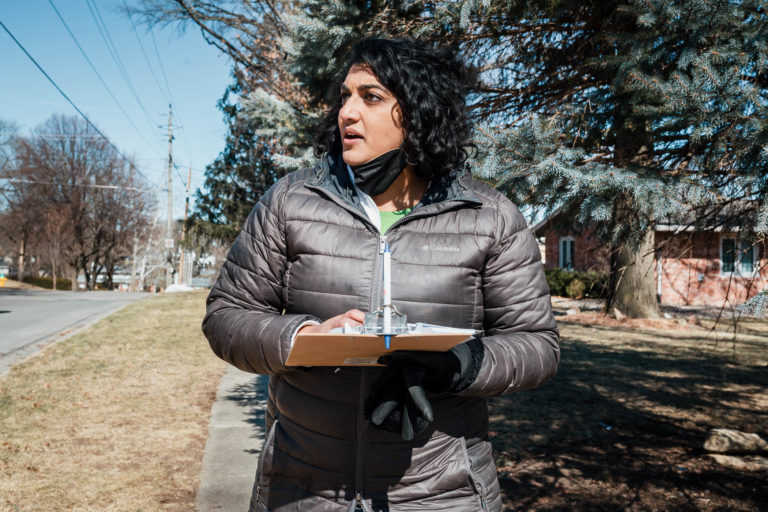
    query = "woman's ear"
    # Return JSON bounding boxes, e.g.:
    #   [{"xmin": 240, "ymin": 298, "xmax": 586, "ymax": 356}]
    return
[{"xmin": 391, "ymin": 103, "xmax": 404, "ymax": 130}]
